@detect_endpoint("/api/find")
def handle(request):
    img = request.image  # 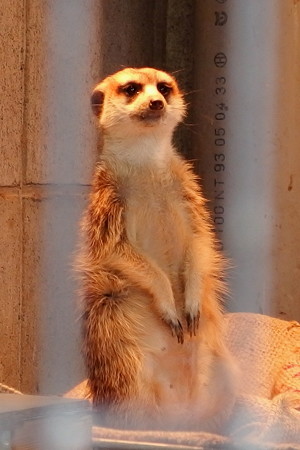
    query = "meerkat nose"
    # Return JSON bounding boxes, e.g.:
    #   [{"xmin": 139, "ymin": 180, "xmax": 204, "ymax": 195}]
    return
[{"xmin": 149, "ymin": 100, "xmax": 164, "ymax": 111}]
